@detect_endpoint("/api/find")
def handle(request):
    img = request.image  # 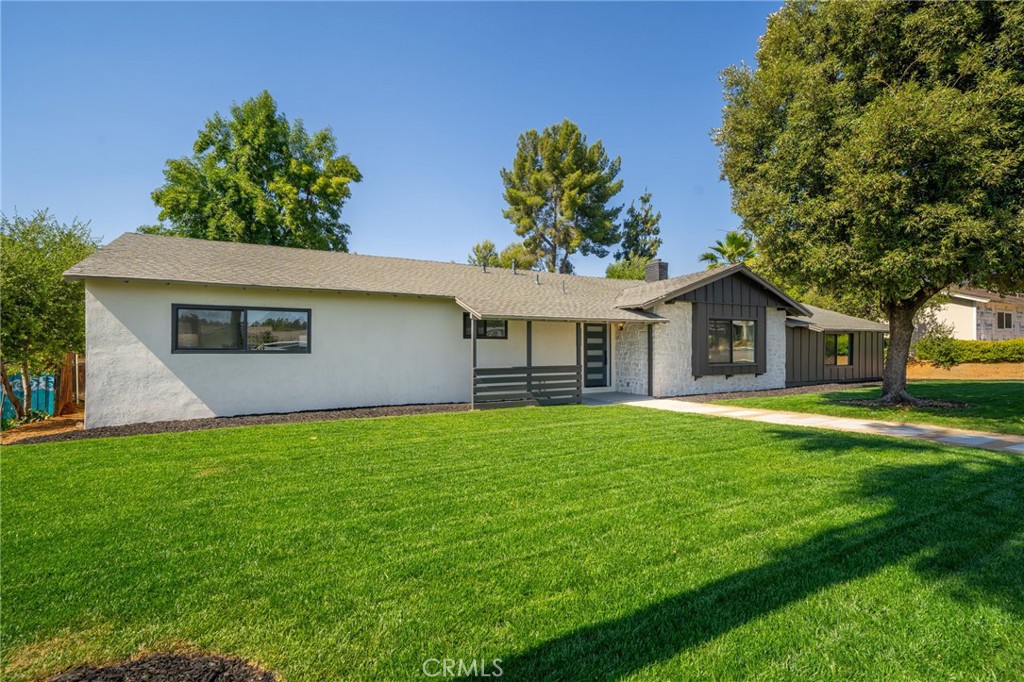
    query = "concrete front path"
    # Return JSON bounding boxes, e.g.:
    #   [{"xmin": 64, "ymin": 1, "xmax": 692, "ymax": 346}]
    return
[{"xmin": 623, "ymin": 398, "xmax": 1024, "ymax": 454}]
